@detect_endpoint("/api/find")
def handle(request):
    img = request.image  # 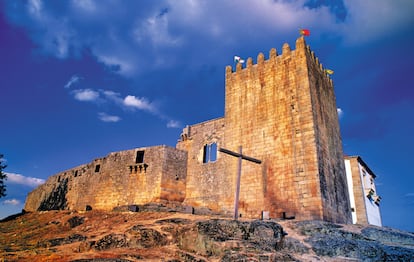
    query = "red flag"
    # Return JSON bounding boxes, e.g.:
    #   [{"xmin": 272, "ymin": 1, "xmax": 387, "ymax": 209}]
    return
[{"xmin": 300, "ymin": 29, "xmax": 310, "ymax": 36}]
